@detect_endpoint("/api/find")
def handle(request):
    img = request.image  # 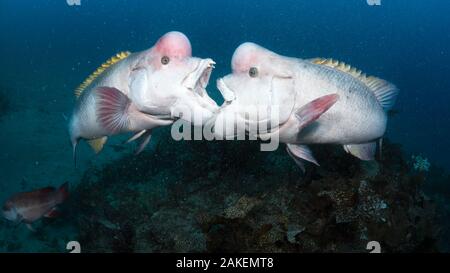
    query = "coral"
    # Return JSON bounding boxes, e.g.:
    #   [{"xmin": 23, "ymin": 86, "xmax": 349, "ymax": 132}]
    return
[
  {"xmin": 71, "ymin": 129, "xmax": 441, "ymax": 253},
  {"xmin": 412, "ymin": 155, "xmax": 431, "ymax": 172},
  {"xmin": 224, "ymin": 195, "xmax": 262, "ymax": 219}
]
